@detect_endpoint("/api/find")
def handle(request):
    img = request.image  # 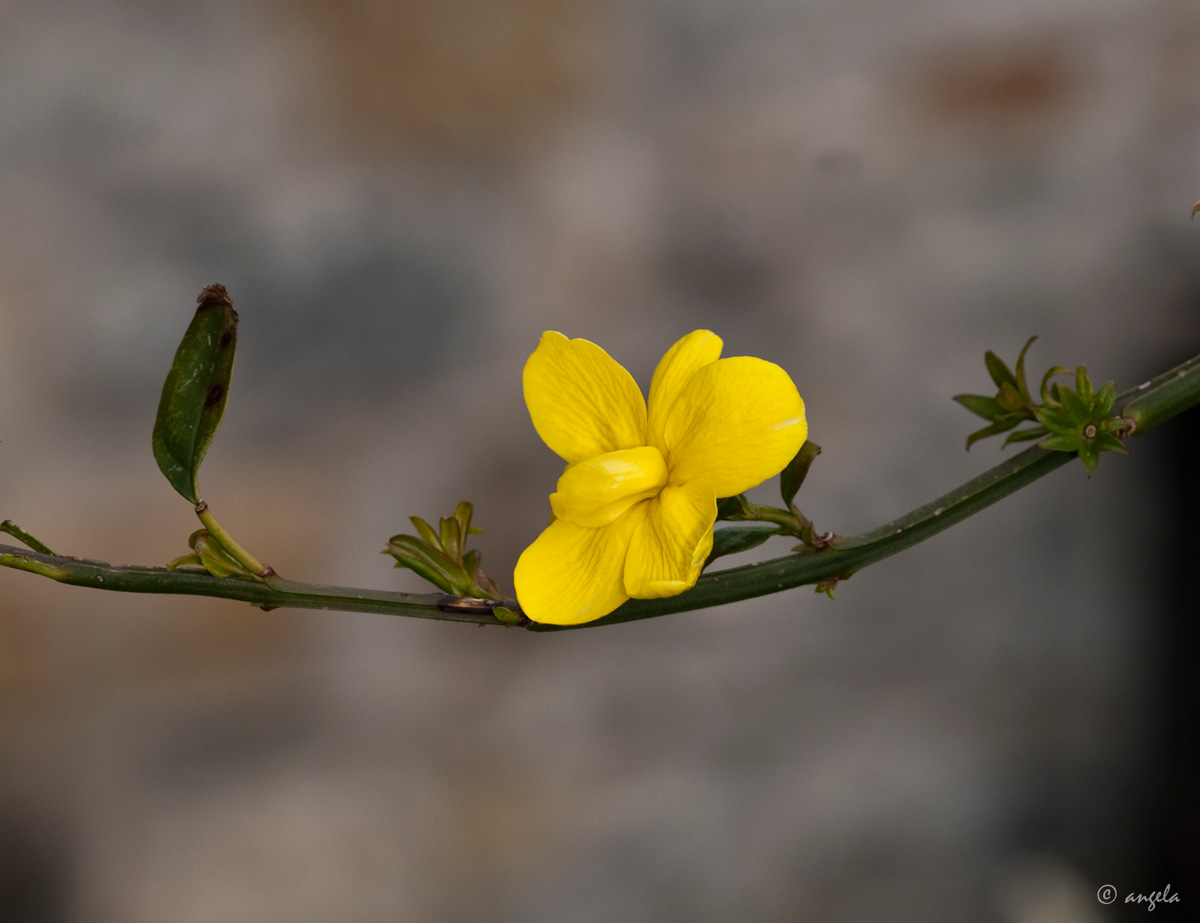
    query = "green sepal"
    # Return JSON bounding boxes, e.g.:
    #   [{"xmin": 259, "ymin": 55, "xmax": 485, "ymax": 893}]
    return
[
  {"xmin": 439, "ymin": 516, "xmax": 462, "ymax": 559},
  {"xmin": 1058, "ymin": 385, "xmax": 1090, "ymax": 420},
  {"xmin": 493, "ymin": 606, "xmax": 521, "ymax": 626},
  {"xmin": 1093, "ymin": 432, "xmax": 1129, "ymax": 455},
  {"xmin": 1013, "ymin": 336, "xmax": 1037, "ymax": 403},
  {"xmin": 166, "ymin": 553, "xmax": 205, "ymax": 571},
  {"xmin": 1034, "ymin": 406, "xmax": 1078, "ymax": 435},
  {"xmin": 1075, "ymin": 365, "xmax": 1093, "ymax": 404},
  {"xmin": 966, "ymin": 416, "xmax": 1022, "ymax": 450},
  {"xmin": 1039, "ymin": 432, "xmax": 1082, "ymax": 453},
  {"xmin": 1039, "ymin": 366, "xmax": 1071, "ymax": 405},
  {"xmin": 475, "ymin": 571, "xmax": 502, "ymax": 598},
  {"xmin": 953, "ymin": 394, "xmax": 1005, "ymax": 422},
  {"xmin": 704, "ymin": 525, "xmax": 777, "ymax": 567},
  {"xmin": 386, "ymin": 534, "xmax": 475, "ymax": 596},
  {"xmin": 1077, "ymin": 443, "xmax": 1101, "ymax": 476},
  {"xmin": 386, "ymin": 501, "xmax": 504, "ymax": 598},
  {"xmin": 984, "ymin": 350, "xmax": 1018, "ymax": 391},
  {"xmin": 1003, "ymin": 426, "xmax": 1049, "ymax": 446},
  {"xmin": 1094, "ymin": 381, "xmax": 1117, "ymax": 416},
  {"xmin": 996, "ymin": 381, "xmax": 1026, "ymax": 413},
  {"xmin": 780, "ymin": 440, "xmax": 822, "ymax": 508},
  {"xmin": 152, "ymin": 284, "xmax": 238, "ymax": 504},
  {"xmin": 168, "ymin": 529, "xmax": 257, "ymax": 579},
  {"xmin": 716, "ymin": 494, "xmax": 751, "ymax": 521},
  {"xmin": 452, "ymin": 502, "xmax": 476, "ymax": 542},
  {"xmin": 410, "ymin": 516, "xmax": 440, "ymax": 548}
]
